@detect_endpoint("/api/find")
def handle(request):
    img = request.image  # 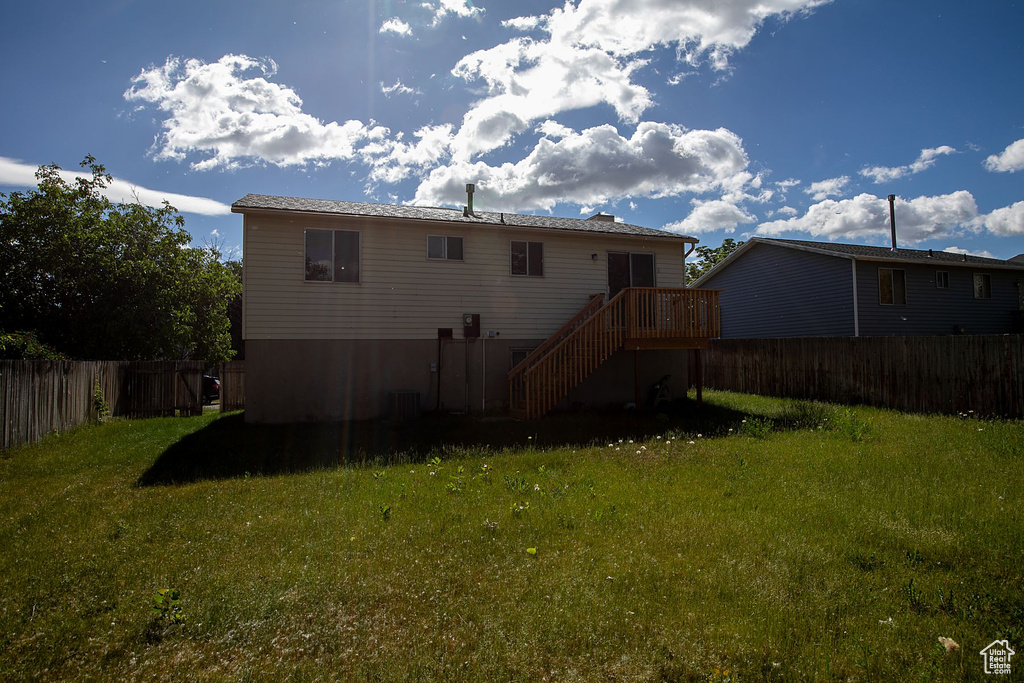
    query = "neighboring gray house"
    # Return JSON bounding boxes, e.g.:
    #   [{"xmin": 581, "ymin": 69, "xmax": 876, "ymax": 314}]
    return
[{"xmin": 692, "ymin": 237, "xmax": 1024, "ymax": 338}]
